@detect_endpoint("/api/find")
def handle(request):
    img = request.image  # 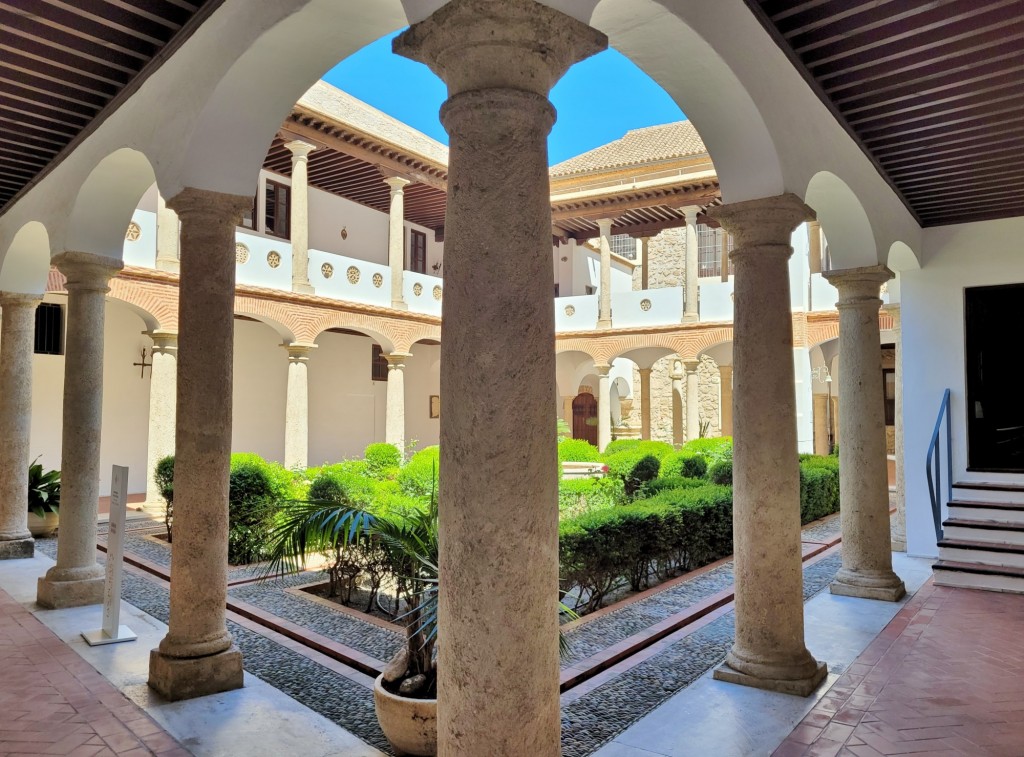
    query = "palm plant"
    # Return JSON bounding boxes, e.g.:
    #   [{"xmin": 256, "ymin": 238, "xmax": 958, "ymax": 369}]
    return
[{"xmin": 28, "ymin": 459, "xmax": 60, "ymax": 517}]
